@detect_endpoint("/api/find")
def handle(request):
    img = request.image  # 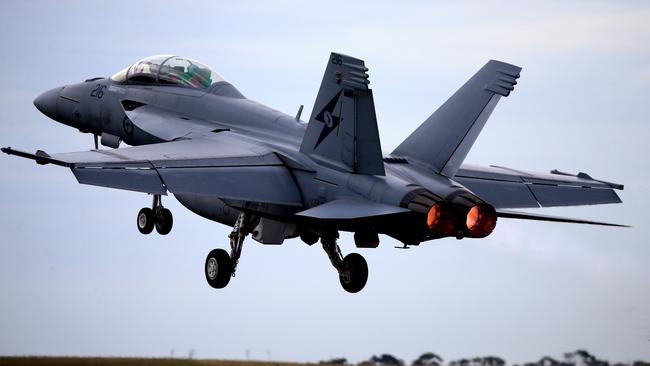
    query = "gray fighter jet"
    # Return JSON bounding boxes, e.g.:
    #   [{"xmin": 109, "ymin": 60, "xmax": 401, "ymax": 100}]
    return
[{"xmin": 2, "ymin": 53, "xmax": 625, "ymax": 293}]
